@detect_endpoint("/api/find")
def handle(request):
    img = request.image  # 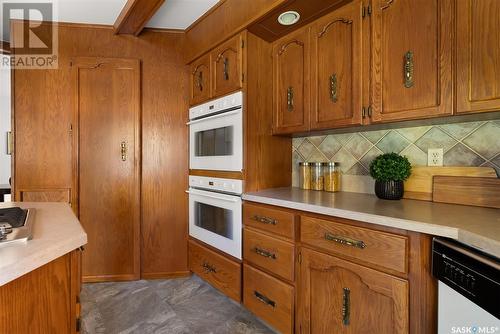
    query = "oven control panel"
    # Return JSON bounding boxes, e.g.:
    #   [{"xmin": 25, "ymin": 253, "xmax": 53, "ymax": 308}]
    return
[
  {"xmin": 189, "ymin": 175, "xmax": 243, "ymax": 195},
  {"xmin": 189, "ymin": 91, "xmax": 243, "ymax": 120}
]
